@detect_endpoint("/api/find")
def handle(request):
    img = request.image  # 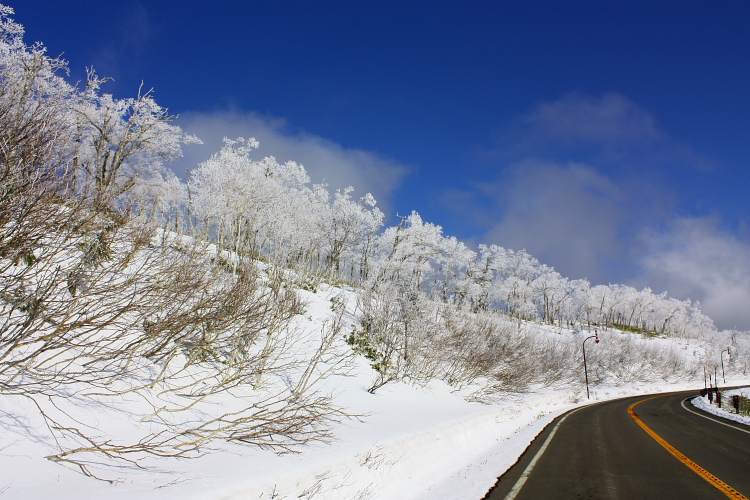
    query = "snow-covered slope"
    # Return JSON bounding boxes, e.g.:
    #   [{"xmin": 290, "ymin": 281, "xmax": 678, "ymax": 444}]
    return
[{"xmin": 2, "ymin": 274, "xmax": 747, "ymax": 500}]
